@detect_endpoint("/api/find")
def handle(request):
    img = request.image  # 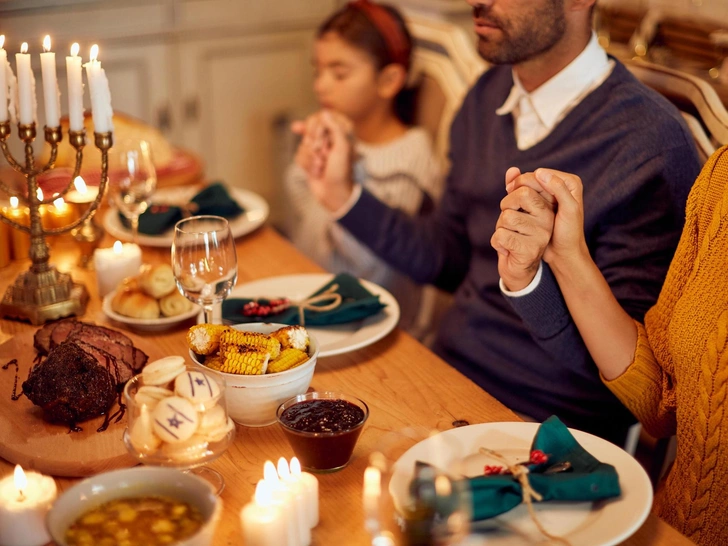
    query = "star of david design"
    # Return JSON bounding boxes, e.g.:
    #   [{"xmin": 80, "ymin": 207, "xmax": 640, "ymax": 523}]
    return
[
  {"xmin": 167, "ymin": 416, "xmax": 183, "ymax": 429},
  {"xmin": 195, "ymin": 378, "xmax": 206, "ymax": 386}
]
